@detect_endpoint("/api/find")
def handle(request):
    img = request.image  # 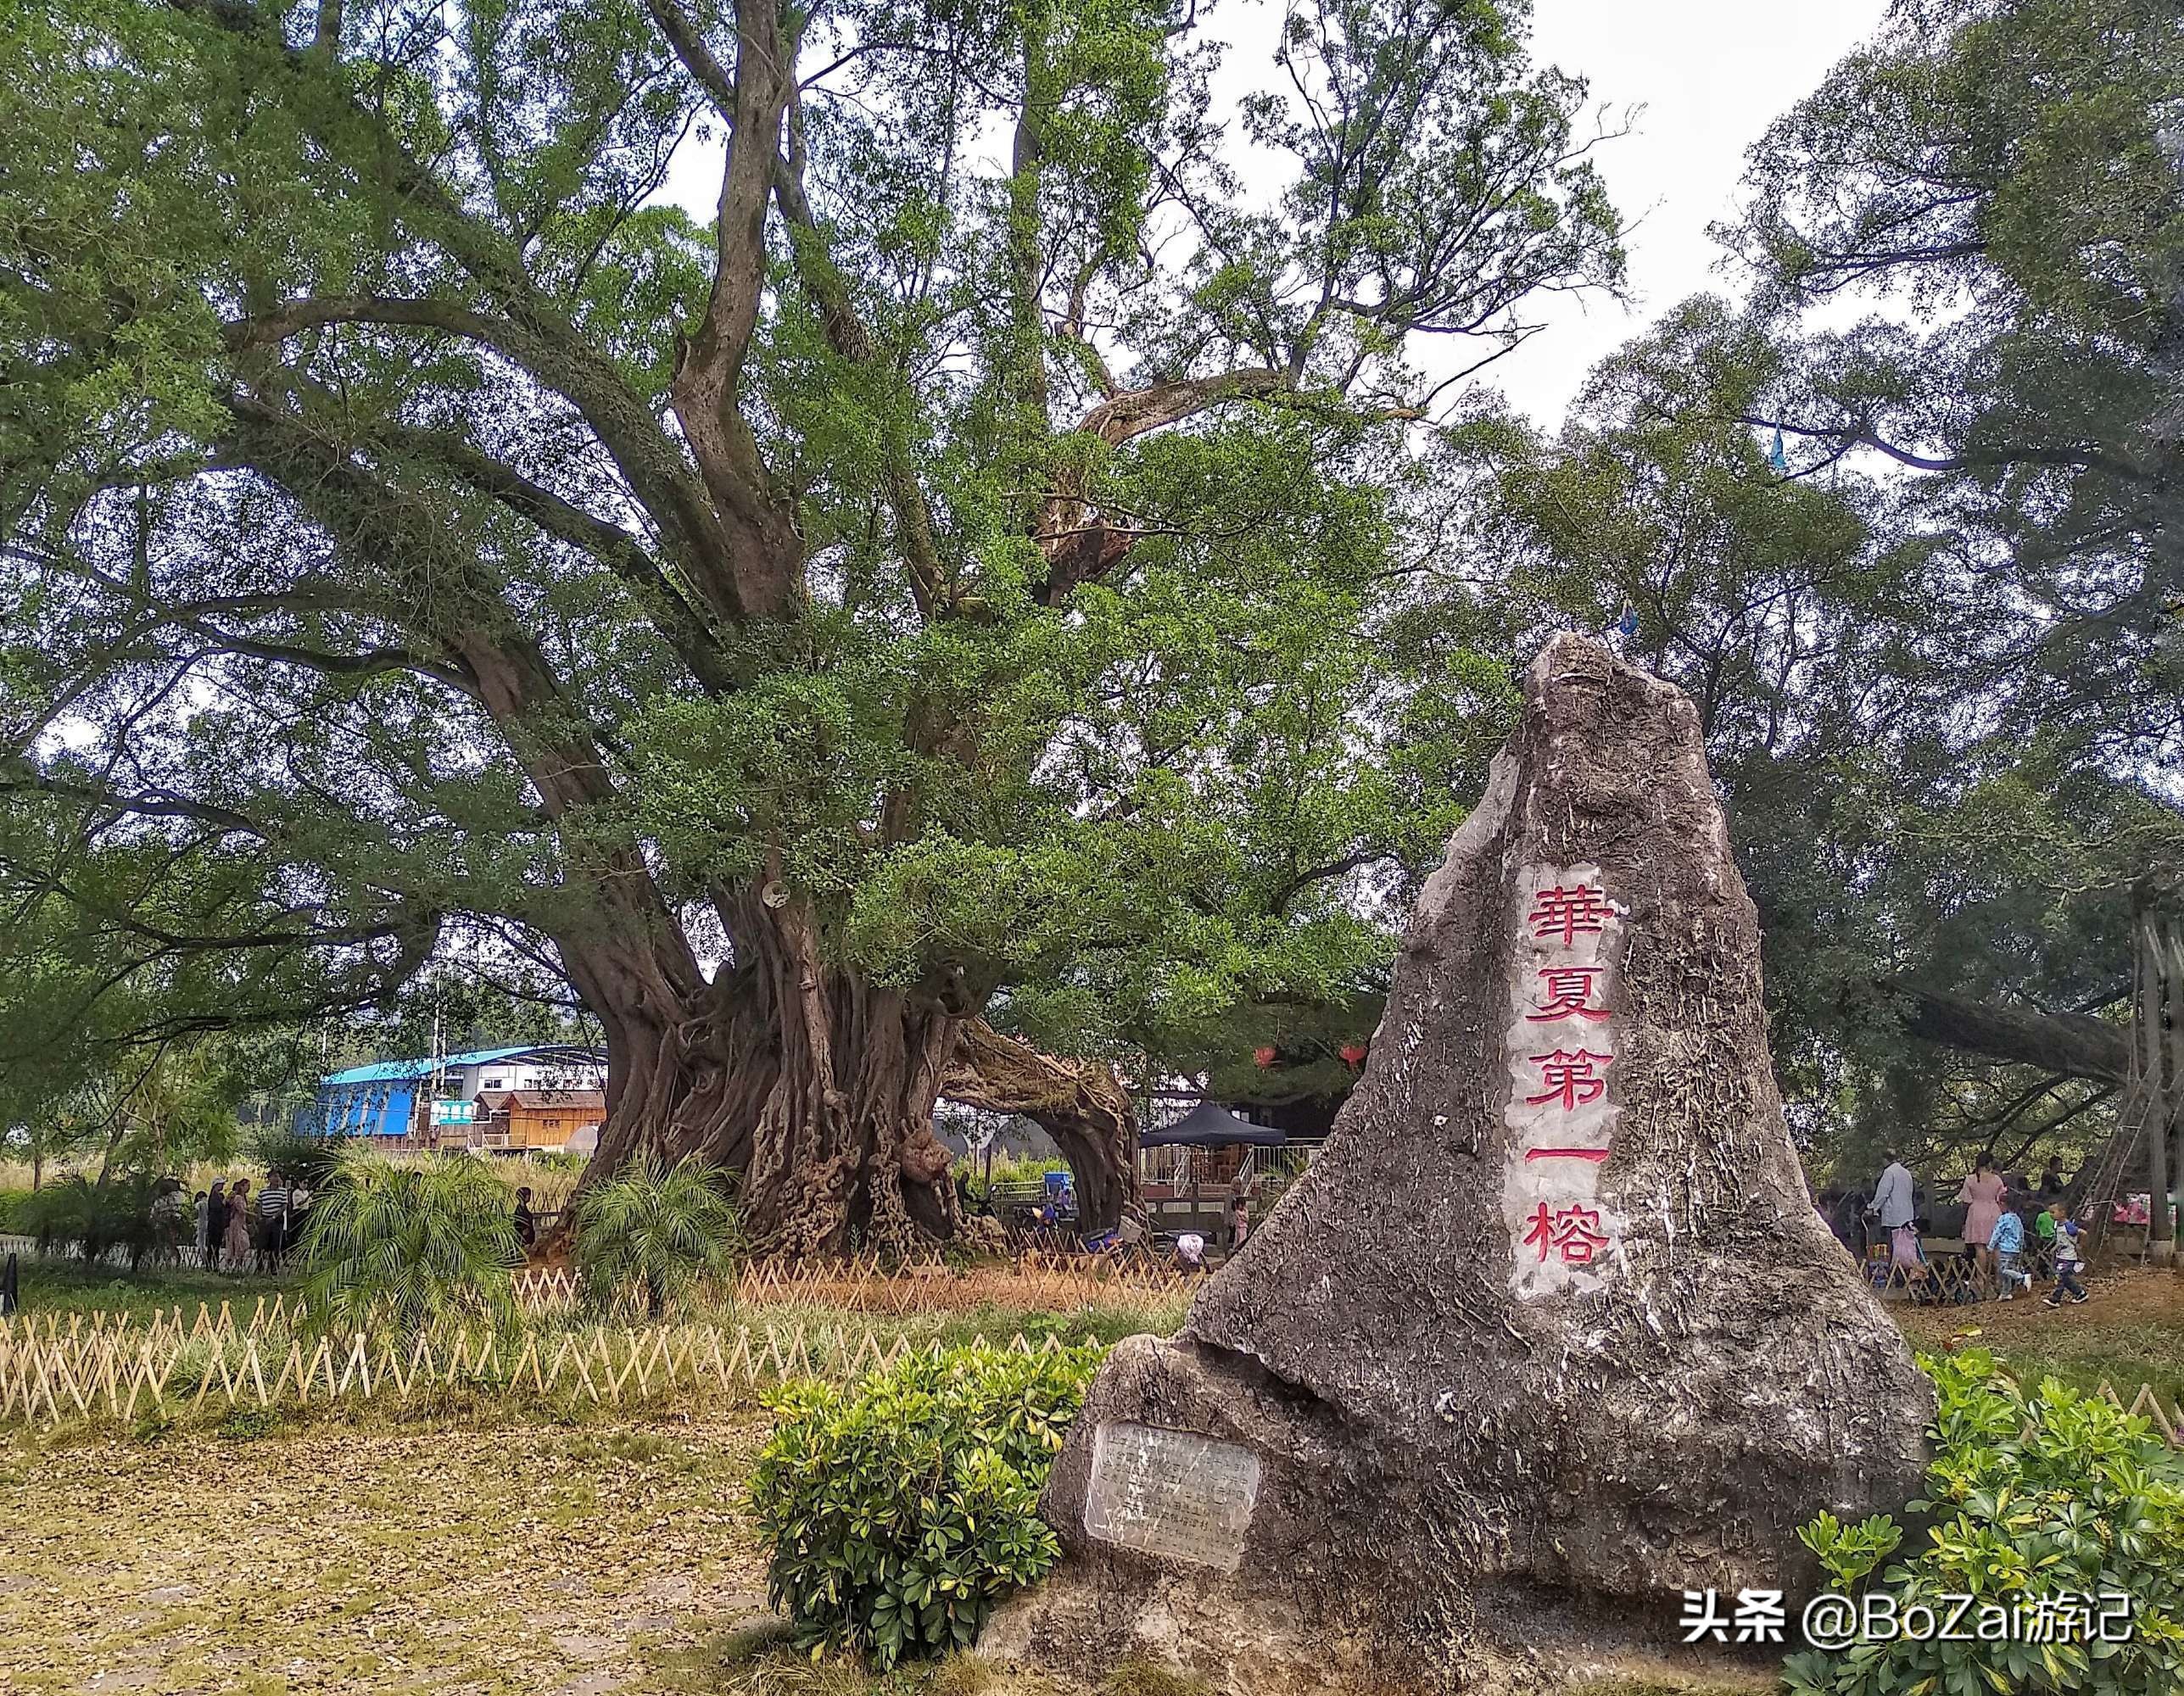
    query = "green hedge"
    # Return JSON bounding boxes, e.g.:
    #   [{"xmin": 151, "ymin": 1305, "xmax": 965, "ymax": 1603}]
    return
[
  {"xmin": 750, "ymin": 1338, "xmax": 1104, "ymax": 1669},
  {"xmin": 1786, "ymin": 1347, "xmax": 2184, "ymax": 1694}
]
